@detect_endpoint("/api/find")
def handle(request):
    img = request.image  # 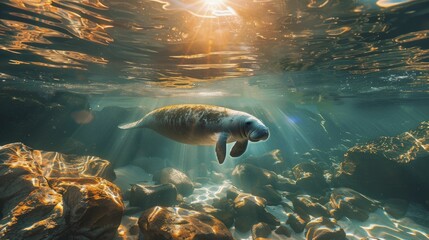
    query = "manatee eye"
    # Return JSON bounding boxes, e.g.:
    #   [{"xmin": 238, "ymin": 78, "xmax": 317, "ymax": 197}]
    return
[{"xmin": 245, "ymin": 121, "xmax": 252, "ymax": 126}]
